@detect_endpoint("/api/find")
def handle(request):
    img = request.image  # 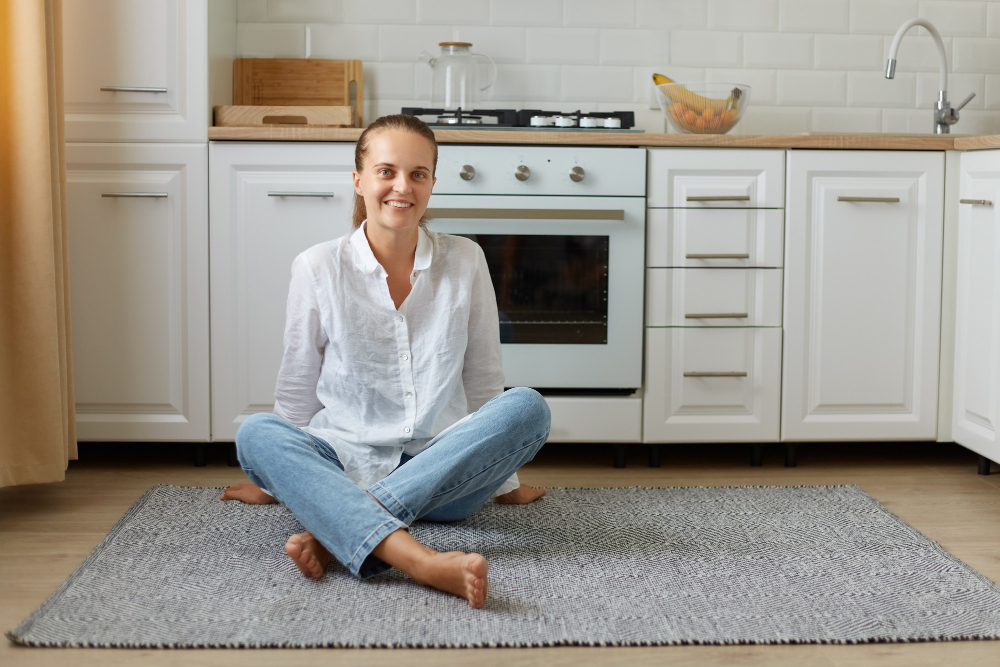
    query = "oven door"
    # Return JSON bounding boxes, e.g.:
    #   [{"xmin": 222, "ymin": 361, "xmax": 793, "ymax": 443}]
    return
[{"xmin": 426, "ymin": 195, "xmax": 645, "ymax": 391}]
